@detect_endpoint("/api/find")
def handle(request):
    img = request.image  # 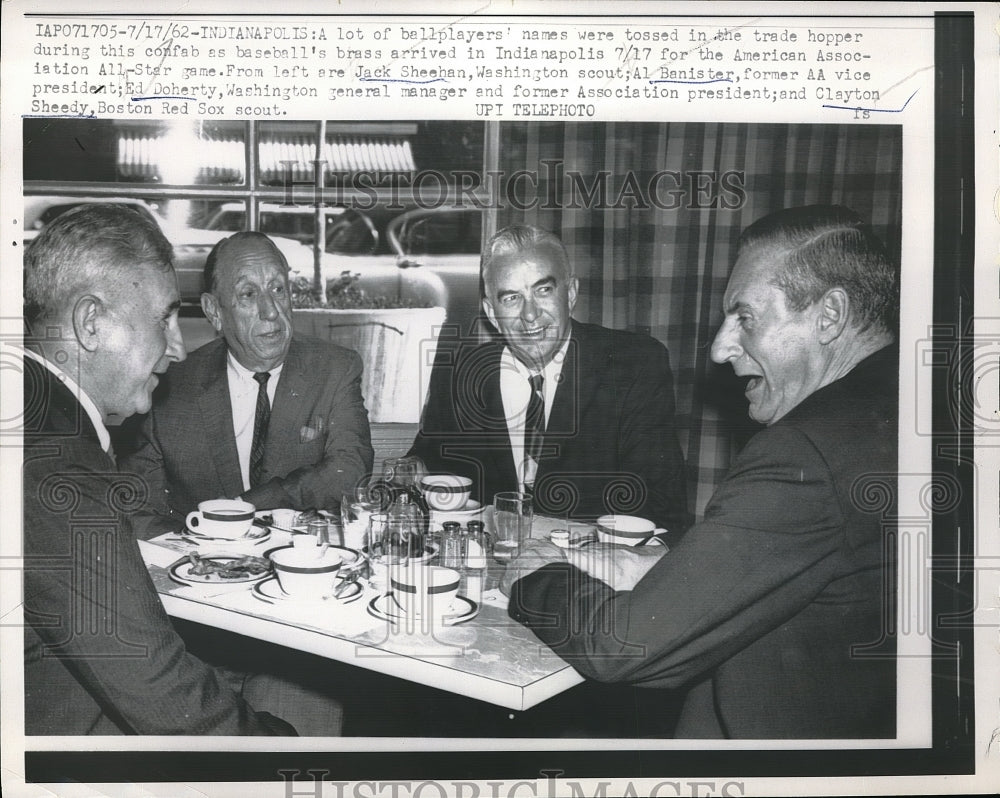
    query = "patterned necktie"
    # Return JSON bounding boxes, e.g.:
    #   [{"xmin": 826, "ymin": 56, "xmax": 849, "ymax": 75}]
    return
[
  {"xmin": 524, "ymin": 373, "xmax": 545, "ymax": 489},
  {"xmin": 249, "ymin": 371, "xmax": 271, "ymax": 487}
]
